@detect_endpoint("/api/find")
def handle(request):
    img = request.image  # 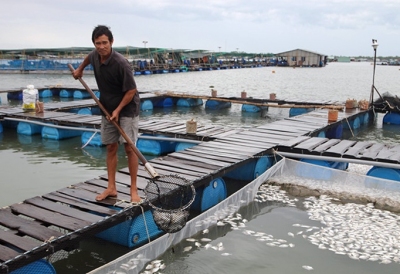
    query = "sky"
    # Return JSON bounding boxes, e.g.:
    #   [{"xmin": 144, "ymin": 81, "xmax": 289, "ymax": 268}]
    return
[{"xmin": 2, "ymin": 0, "xmax": 399, "ymax": 57}]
